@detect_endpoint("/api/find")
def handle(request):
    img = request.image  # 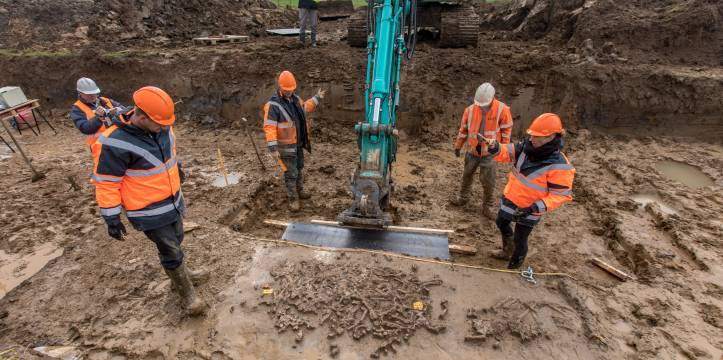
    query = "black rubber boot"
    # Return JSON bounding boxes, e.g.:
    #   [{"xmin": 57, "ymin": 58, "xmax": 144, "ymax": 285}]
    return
[{"xmin": 507, "ymin": 256, "xmax": 526, "ymax": 270}]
